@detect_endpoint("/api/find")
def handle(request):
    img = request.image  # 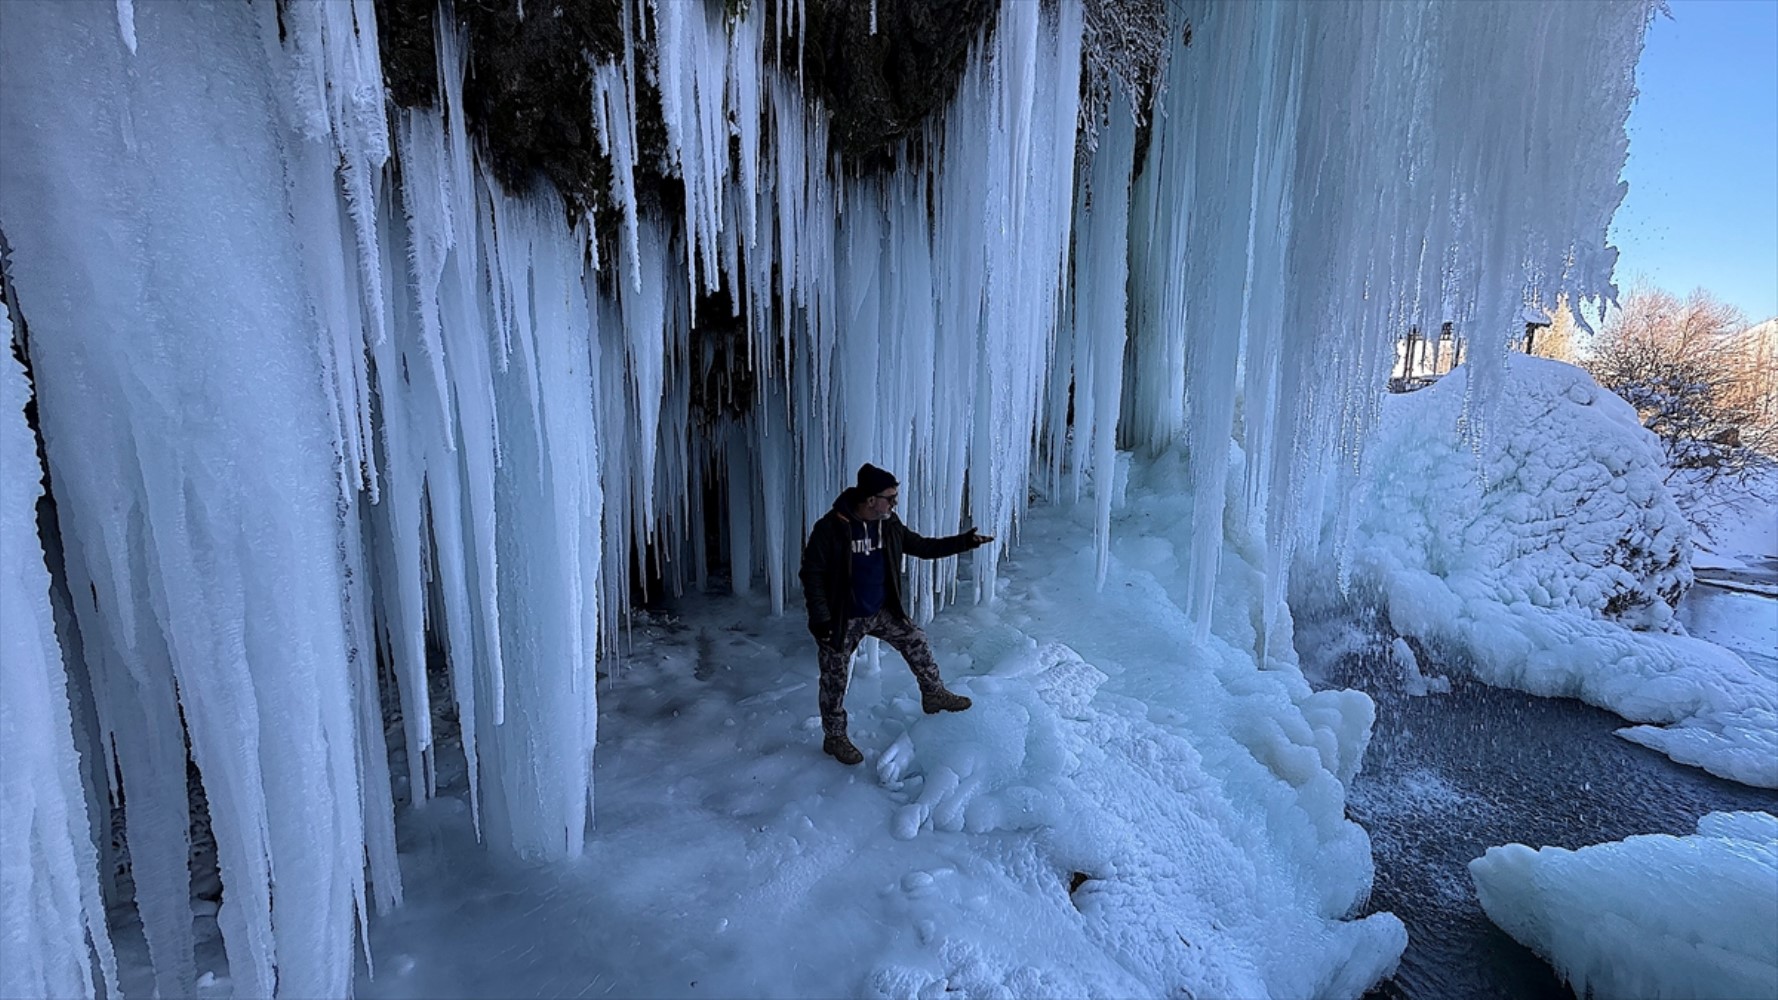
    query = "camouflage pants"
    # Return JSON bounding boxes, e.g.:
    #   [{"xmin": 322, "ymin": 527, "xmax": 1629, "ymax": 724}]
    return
[{"xmin": 817, "ymin": 610, "xmax": 943, "ymax": 738}]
